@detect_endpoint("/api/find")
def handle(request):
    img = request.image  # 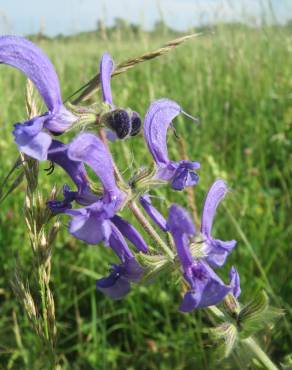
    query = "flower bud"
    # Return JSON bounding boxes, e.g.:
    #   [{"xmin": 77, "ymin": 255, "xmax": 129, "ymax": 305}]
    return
[{"xmin": 130, "ymin": 111, "xmax": 142, "ymax": 136}]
